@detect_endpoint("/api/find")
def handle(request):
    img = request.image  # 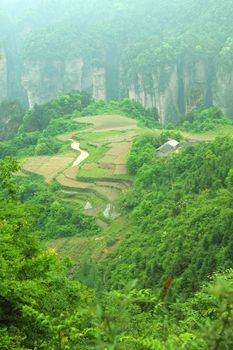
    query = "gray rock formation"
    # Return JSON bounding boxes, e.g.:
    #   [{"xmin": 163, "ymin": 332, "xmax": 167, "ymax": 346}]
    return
[
  {"xmin": 21, "ymin": 57, "xmax": 106, "ymax": 107},
  {"xmin": 214, "ymin": 70, "xmax": 233, "ymax": 117},
  {"xmin": 128, "ymin": 66, "xmax": 179, "ymax": 124},
  {"xmin": 125, "ymin": 60, "xmax": 231, "ymax": 124},
  {"xmin": 1, "ymin": 45, "xmax": 233, "ymax": 124},
  {"xmin": 0, "ymin": 48, "xmax": 7, "ymax": 103}
]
